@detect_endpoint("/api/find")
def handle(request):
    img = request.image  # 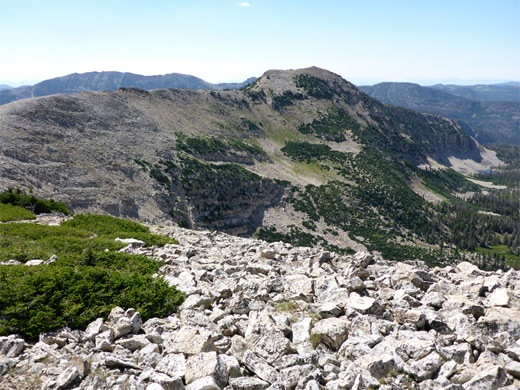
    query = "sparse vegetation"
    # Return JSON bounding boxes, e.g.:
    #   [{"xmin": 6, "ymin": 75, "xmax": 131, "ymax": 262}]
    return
[
  {"xmin": 476, "ymin": 145, "xmax": 520, "ymax": 187},
  {"xmin": 281, "ymin": 141, "xmax": 349, "ymax": 164},
  {"xmin": 294, "ymin": 74, "xmax": 335, "ymax": 99},
  {"xmin": 177, "ymin": 134, "xmax": 227, "ymax": 155},
  {"xmin": 0, "ymin": 188, "xmax": 70, "ymax": 215},
  {"xmin": 298, "ymin": 105, "xmax": 359, "ymax": 142},
  {"xmin": 133, "ymin": 158, "xmax": 150, "ymax": 170},
  {"xmin": 0, "ymin": 214, "xmax": 183, "ymax": 339},
  {"xmin": 256, "ymin": 225, "xmax": 326, "ymax": 248},
  {"xmin": 415, "ymin": 165, "xmax": 480, "ymax": 199},
  {"xmin": 277, "ymin": 141, "xmax": 519, "ymax": 268},
  {"xmin": 0, "ymin": 203, "xmax": 36, "ymax": 222},
  {"xmin": 176, "ymin": 134, "xmax": 267, "ymax": 161},
  {"xmin": 271, "ymin": 90, "xmax": 306, "ymax": 110}
]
